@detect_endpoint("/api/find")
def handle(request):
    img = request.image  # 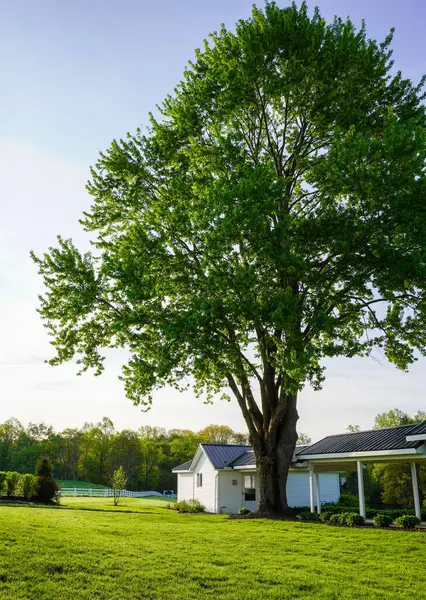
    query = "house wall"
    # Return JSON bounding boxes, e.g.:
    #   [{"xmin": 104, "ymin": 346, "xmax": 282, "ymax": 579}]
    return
[
  {"xmin": 191, "ymin": 452, "xmax": 218, "ymax": 512},
  {"xmin": 216, "ymin": 470, "xmax": 340, "ymax": 514},
  {"xmin": 176, "ymin": 473, "xmax": 193, "ymax": 502},
  {"xmin": 287, "ymin": 471, "xmax": 340, "ymax": 507},
  {"xmin": 217, "ymin": 470, "xmax": 244, "ymax": 514}
]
